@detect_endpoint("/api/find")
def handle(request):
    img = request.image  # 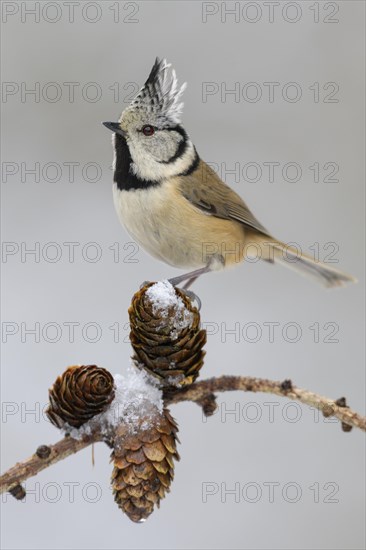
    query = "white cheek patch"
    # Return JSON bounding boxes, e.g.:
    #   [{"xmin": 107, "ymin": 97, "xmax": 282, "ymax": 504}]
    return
[
  {"xmin": 129, "ymin": 140, "xmax": 196, "ymax": 182},
  {"xmin": 156, "ymin": 132, "xmax": 183, "ymax": 162},
  {"xmin": 140, "ymin": 132, "xmax": 179, "ymax": 163}
]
